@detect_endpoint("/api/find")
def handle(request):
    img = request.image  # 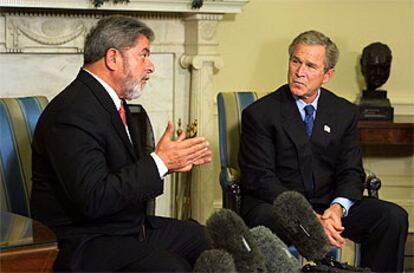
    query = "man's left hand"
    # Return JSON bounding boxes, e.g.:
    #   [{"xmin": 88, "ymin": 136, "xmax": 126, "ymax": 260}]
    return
[{"xmin": 316, "ymin": 204, "xmax": 346, "ymax": 248}]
